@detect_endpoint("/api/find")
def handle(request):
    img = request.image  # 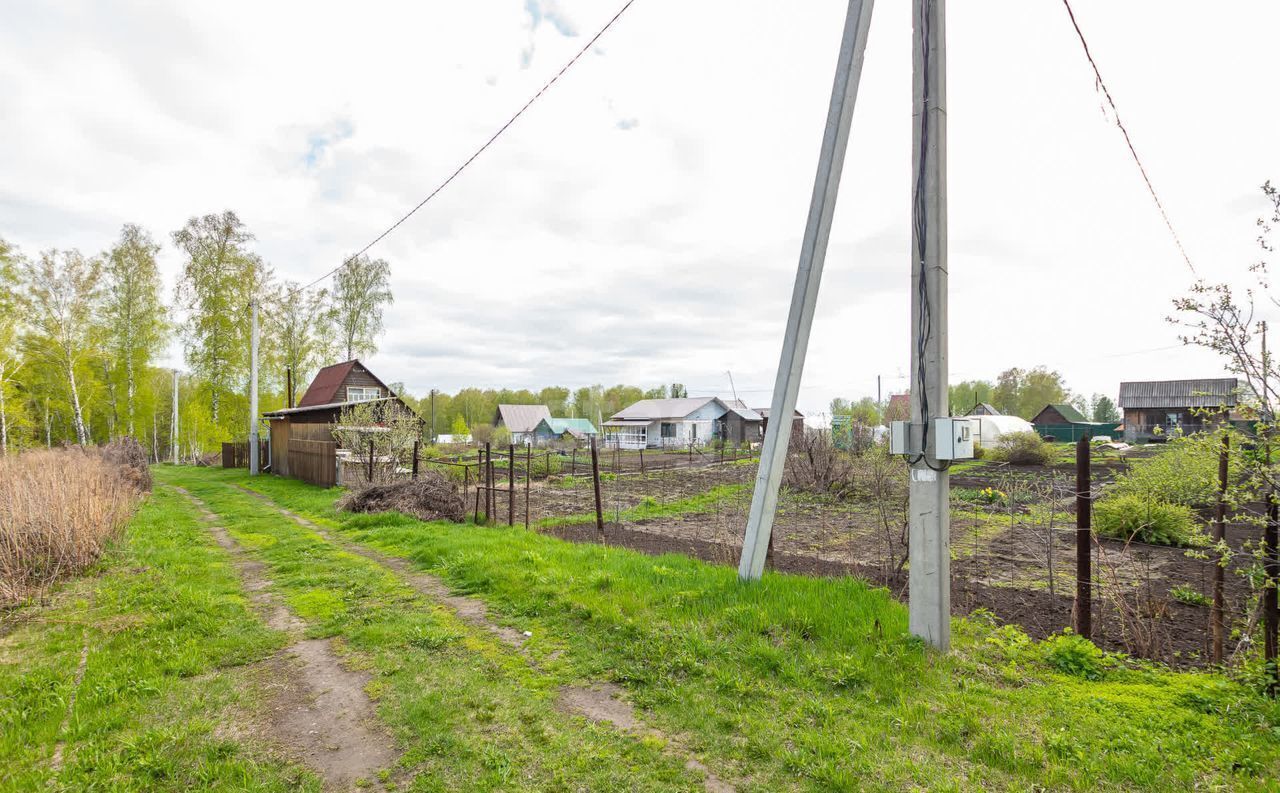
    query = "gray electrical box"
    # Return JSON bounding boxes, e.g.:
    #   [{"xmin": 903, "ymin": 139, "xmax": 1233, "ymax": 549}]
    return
[
  {"xmin": 934, "ymin": 417, "xmax": 974, "ymax": 460},
  {"xmin": 889, "ymin": 421, "xmax": 909, "ymax": 455}
]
